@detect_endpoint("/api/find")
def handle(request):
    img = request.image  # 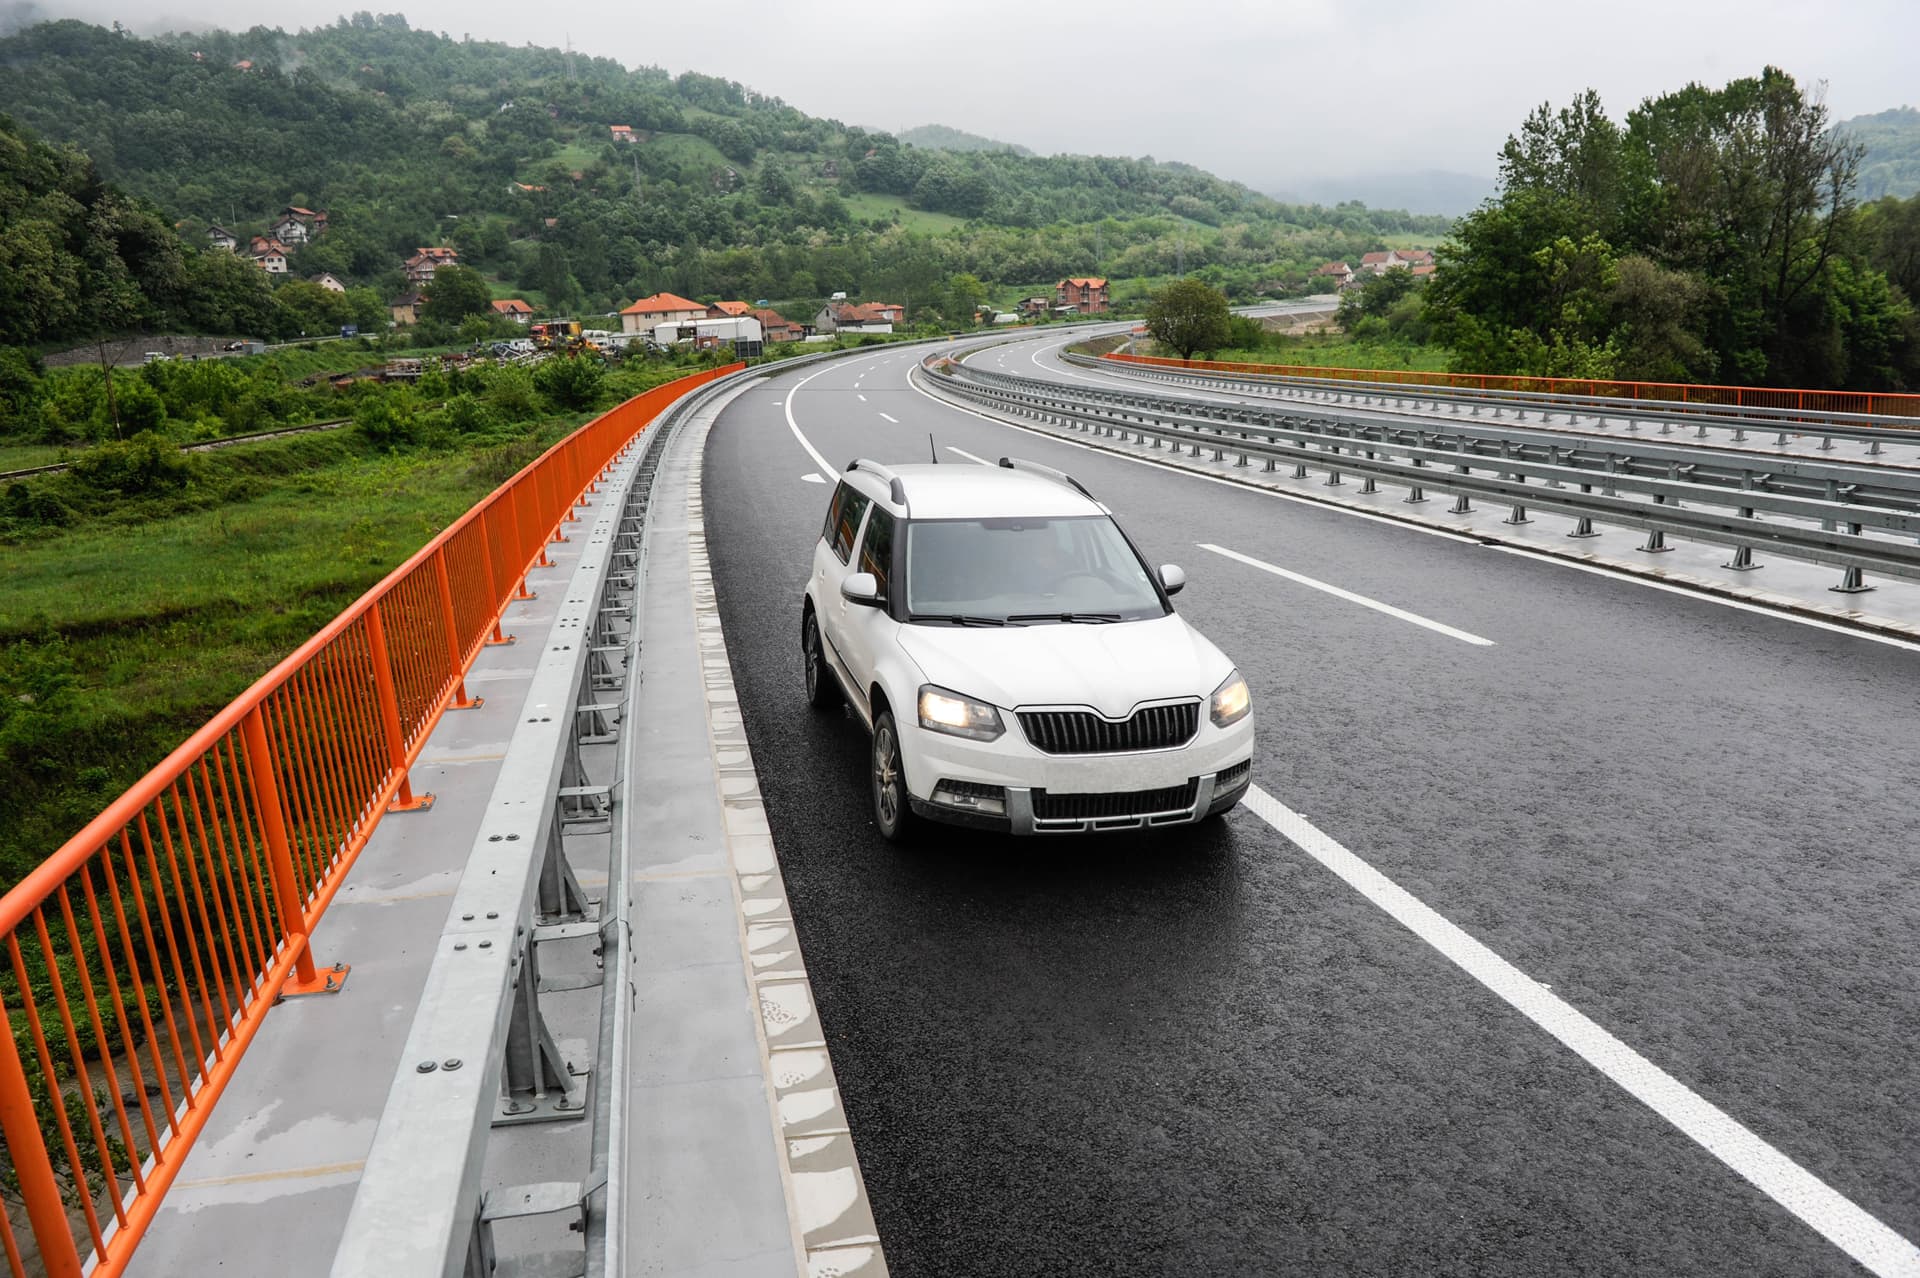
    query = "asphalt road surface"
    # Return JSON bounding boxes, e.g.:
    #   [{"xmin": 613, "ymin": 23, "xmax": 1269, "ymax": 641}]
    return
[{"xmin": 700, "ymin": 338, "xmax": 1920, "ymax": 1277}]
